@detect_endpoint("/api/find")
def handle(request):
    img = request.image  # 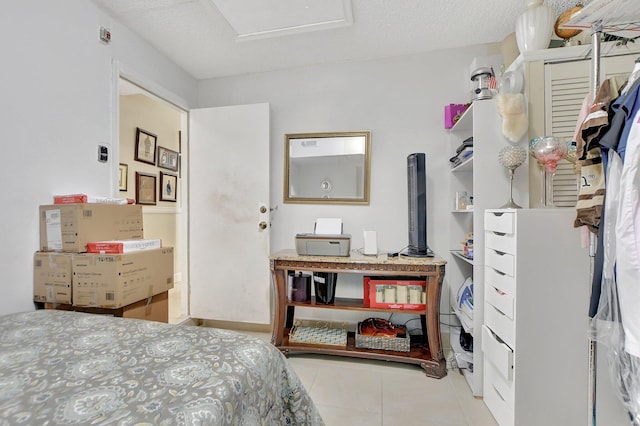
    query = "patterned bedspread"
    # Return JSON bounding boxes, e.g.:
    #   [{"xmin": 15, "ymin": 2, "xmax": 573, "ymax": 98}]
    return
[{"xmin": 0, "ymin": 310, "xmax": 323, "ymax": 425}]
